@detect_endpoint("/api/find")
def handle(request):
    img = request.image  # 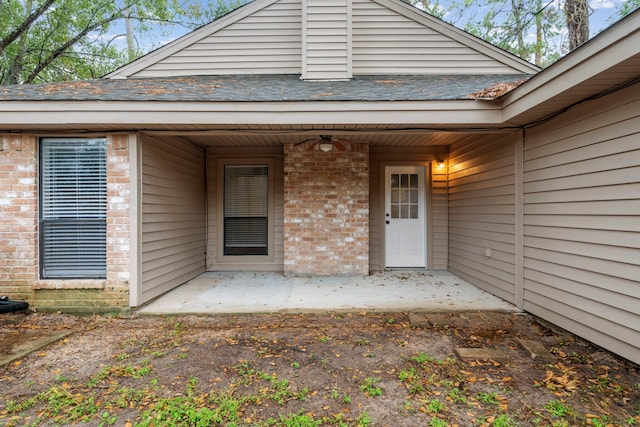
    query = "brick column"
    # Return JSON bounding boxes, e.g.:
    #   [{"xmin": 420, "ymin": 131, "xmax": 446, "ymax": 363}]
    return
[
  {"xmin": 0, "ymin": 135, "xmax": 38, "ymax": 301},
  {"xmin": 104, "ymin": 134, "xmax": 131, "ymax": 308},
  {"xmin": 284, "ymin": 141, "xmax": 369, "ymax": 275}
]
